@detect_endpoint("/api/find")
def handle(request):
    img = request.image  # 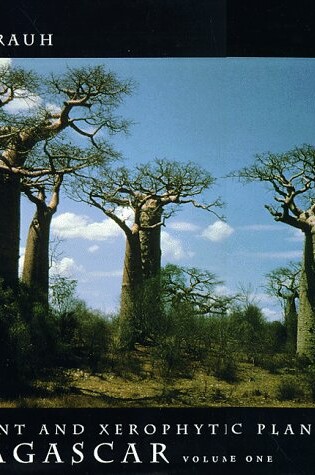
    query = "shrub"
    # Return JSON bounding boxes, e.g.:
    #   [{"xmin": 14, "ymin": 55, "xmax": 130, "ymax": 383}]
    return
[
  {"xmin": 152, "ymin": 302, "xmax": 216, "ymax": 380},
  {"xmin": 295, "ymin": 355, "xmax": 312, "ymax": 371},
  {"xmin": 153, "ymin": 336, "xmax": 189, "ymax": 380},
  {"xmin": 302, "ymin": 366, "xmax": 315, "ymax": 401},
  {"xmin": 0, "ymin": 281, "xmax": 33, "ymax": 392},
  {"xmin": 28, "ymin": 303, "xmax": 60, "ymax": 370},
  {"xmin": 307, "ymin": 378, "xmax": 315, "ymax": 402},
  {"xmin": 213, "ymin": 356, "xmax": 238, "ymax": 383},
  {"xmin": 211, "ymin": 388, "xmax": 227, "ymax": 402},
  {"xmin": 264, "ymin": 320, "xmax": 287, "ymax": 354},
  {"xmin": 229, "ymin": 304, "xmax": 267, "ymax": 360},
  {"xmin": 256, "ymin": 354, "xmax": 290, "ymax": 374},
  {"xmin": 276, "ymin": 377, "xmax": 305, "ymax": 401},
  {"xmin": 56, "ymin": 301, "xmax": 112, "ymax": 372}
]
